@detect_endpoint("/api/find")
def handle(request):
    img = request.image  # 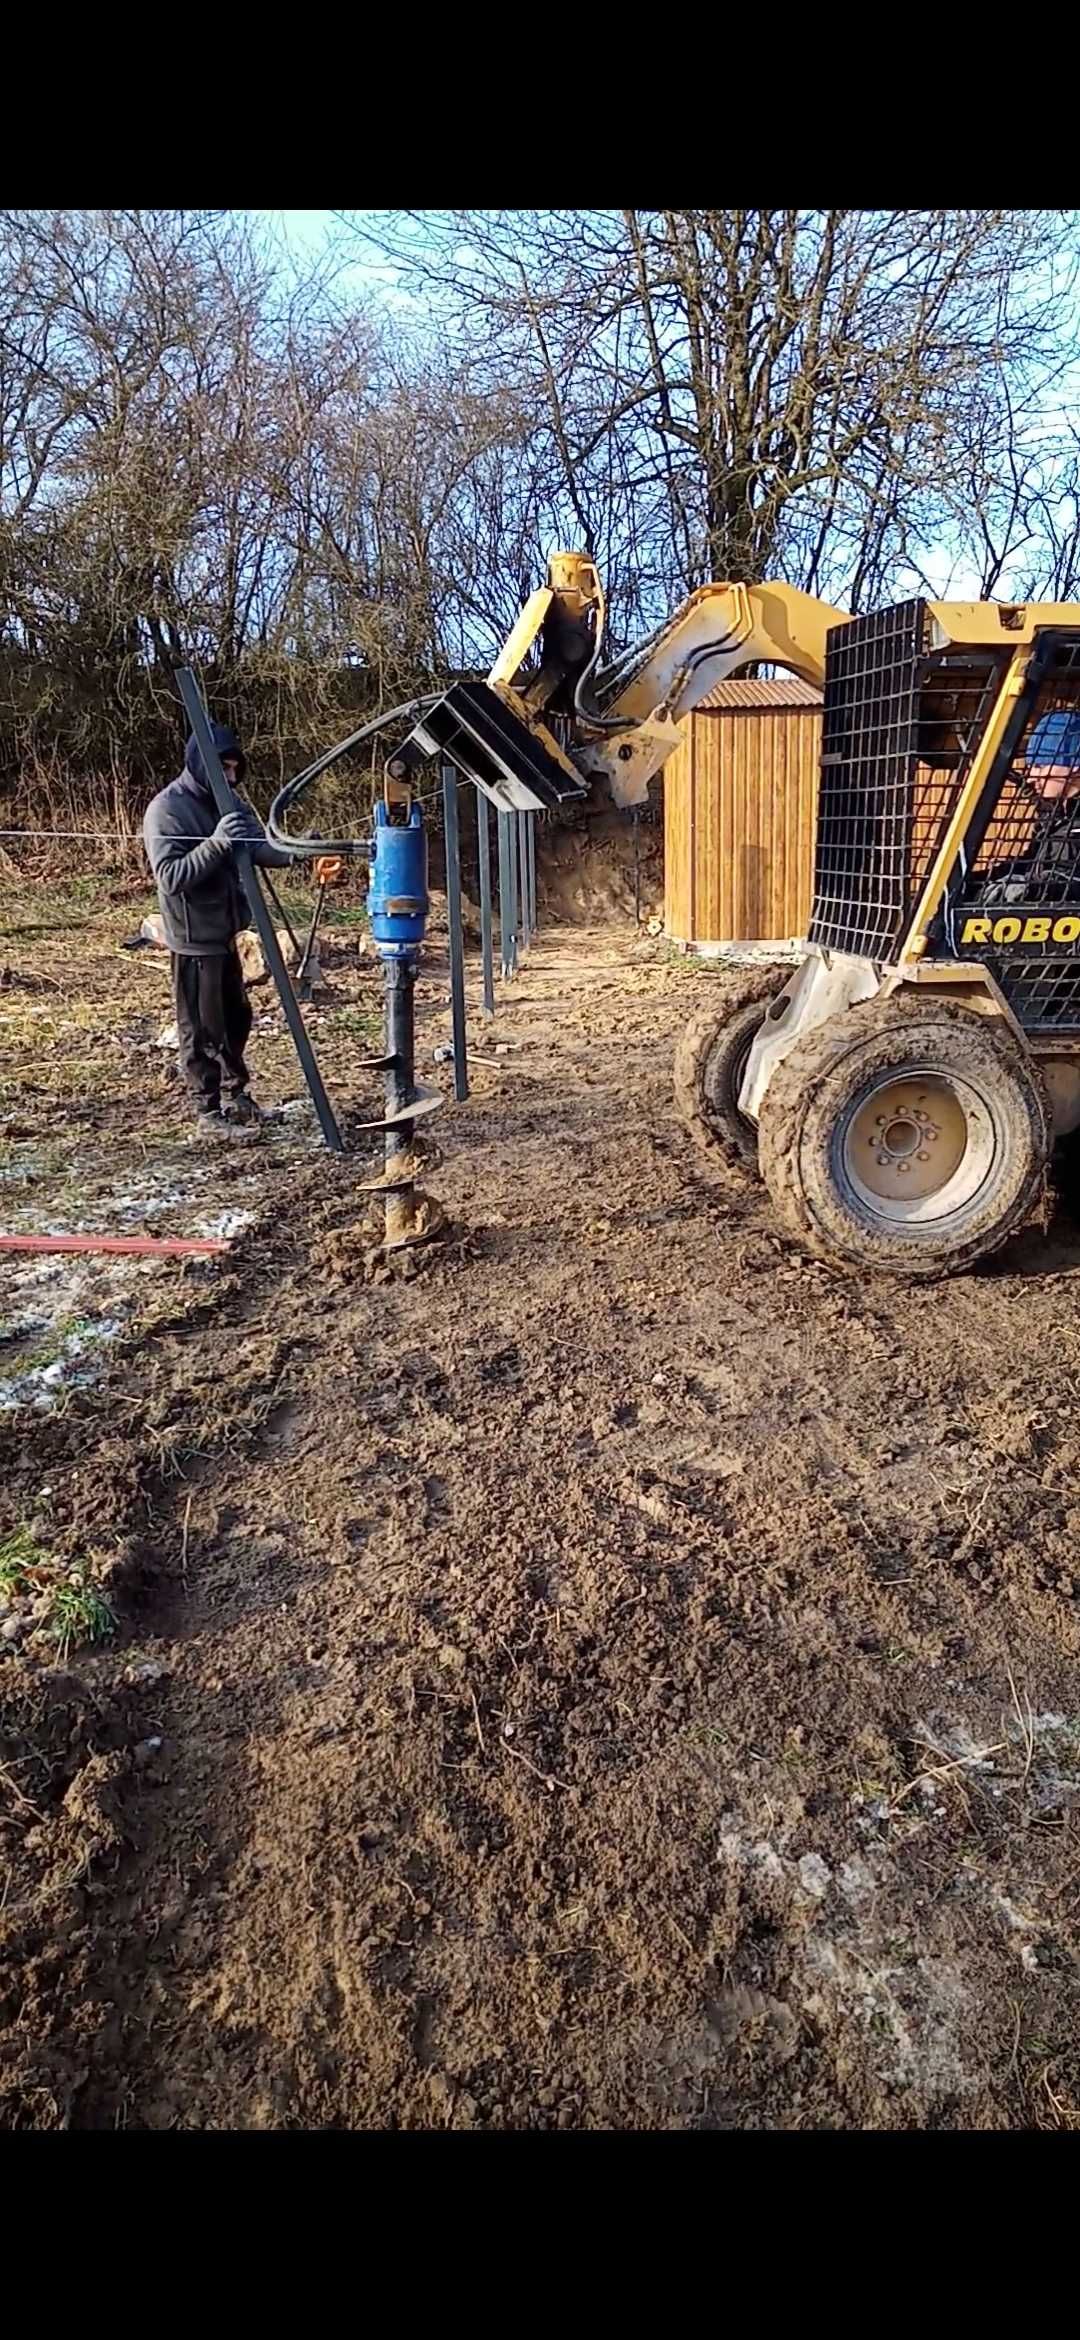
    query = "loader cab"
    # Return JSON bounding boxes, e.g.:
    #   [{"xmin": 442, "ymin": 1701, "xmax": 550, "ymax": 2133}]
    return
[{"xmin": 804, "ymin": 600, "xmax": 1080, "ymax": 1030}]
